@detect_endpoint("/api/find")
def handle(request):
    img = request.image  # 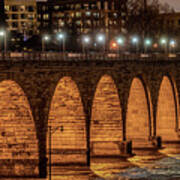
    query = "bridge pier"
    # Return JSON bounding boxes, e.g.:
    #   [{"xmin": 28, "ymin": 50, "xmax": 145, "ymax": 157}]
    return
[
  {"xmin": 0, "ymin": 58, "xmax": 178, "ymax": 177},
  {"xmin": 130, "ymin": 136, "xmax": 162, "ymax": 155},
  {"xmin": 151, "ymin": 136, "xmax": 162, "ymax": 148},
  {"xmin": 39, "ymin": 155, "xmax": 47, "ymax": 178},
  {"xmin": 90, "ymin": 141, "xmax": 132, "ymax": 157}
]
